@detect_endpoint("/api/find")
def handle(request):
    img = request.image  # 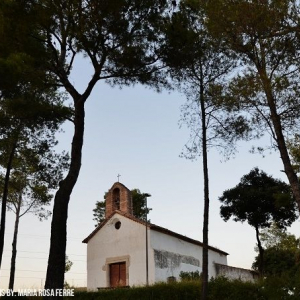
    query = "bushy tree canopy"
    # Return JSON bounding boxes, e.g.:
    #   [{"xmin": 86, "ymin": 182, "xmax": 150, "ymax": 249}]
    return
[
  {"xmin": 219, "ymin": 168, "xmax": 298, "ymax": 275},
  {"xmin": 219, "ymin": 168, "xmax": 298, "ymax": 230},
  {"xmin": 253, "ymin": 224, "xmax": 300, "ymax": 277},
  {"xmin": 202, "ymin": 0, "xmax": 300, "ymax": 212}
]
